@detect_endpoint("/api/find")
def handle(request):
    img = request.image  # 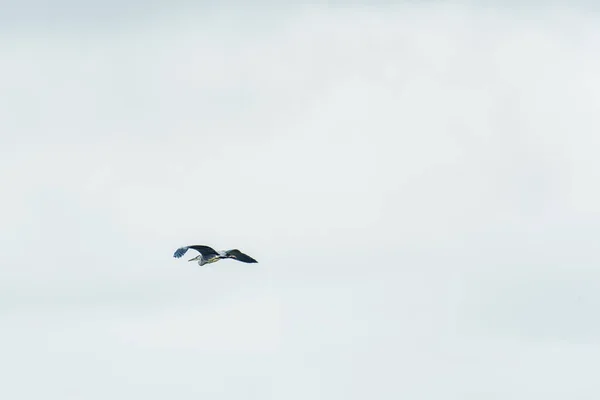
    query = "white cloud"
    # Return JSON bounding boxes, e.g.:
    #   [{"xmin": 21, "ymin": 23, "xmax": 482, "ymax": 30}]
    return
[{"xmin": 108, "ymin": 292, "xmax": 282, "ymax": 353}]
